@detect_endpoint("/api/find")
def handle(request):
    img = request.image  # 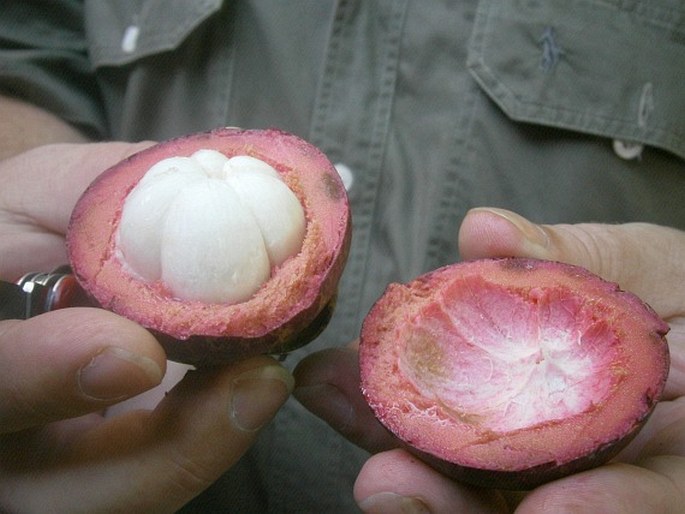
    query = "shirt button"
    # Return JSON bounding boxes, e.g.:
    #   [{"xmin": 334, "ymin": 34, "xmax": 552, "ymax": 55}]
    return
[
  {"xmin": 121, "ymin": 25, "xmax": 140, "ymax": 53},
  {"xmin": 333, "ymin": 163, "xmax": 355, "ymax": 192},
  {"xmin": 613, "ymin": 139, "xmax": 644, "ymax": 160}
]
